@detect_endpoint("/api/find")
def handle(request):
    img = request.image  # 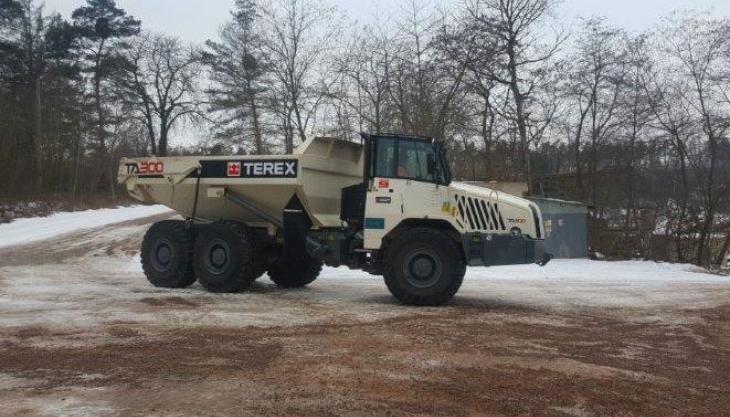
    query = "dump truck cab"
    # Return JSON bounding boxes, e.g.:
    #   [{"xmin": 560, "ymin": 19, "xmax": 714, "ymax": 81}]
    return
[
  {"xmin": 335, "ymin": 134, "xmax": 548, "ymax": 267},
  {"xmin": 119, "ymin": 133, "xmax": 550, "ymax": 306}
]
